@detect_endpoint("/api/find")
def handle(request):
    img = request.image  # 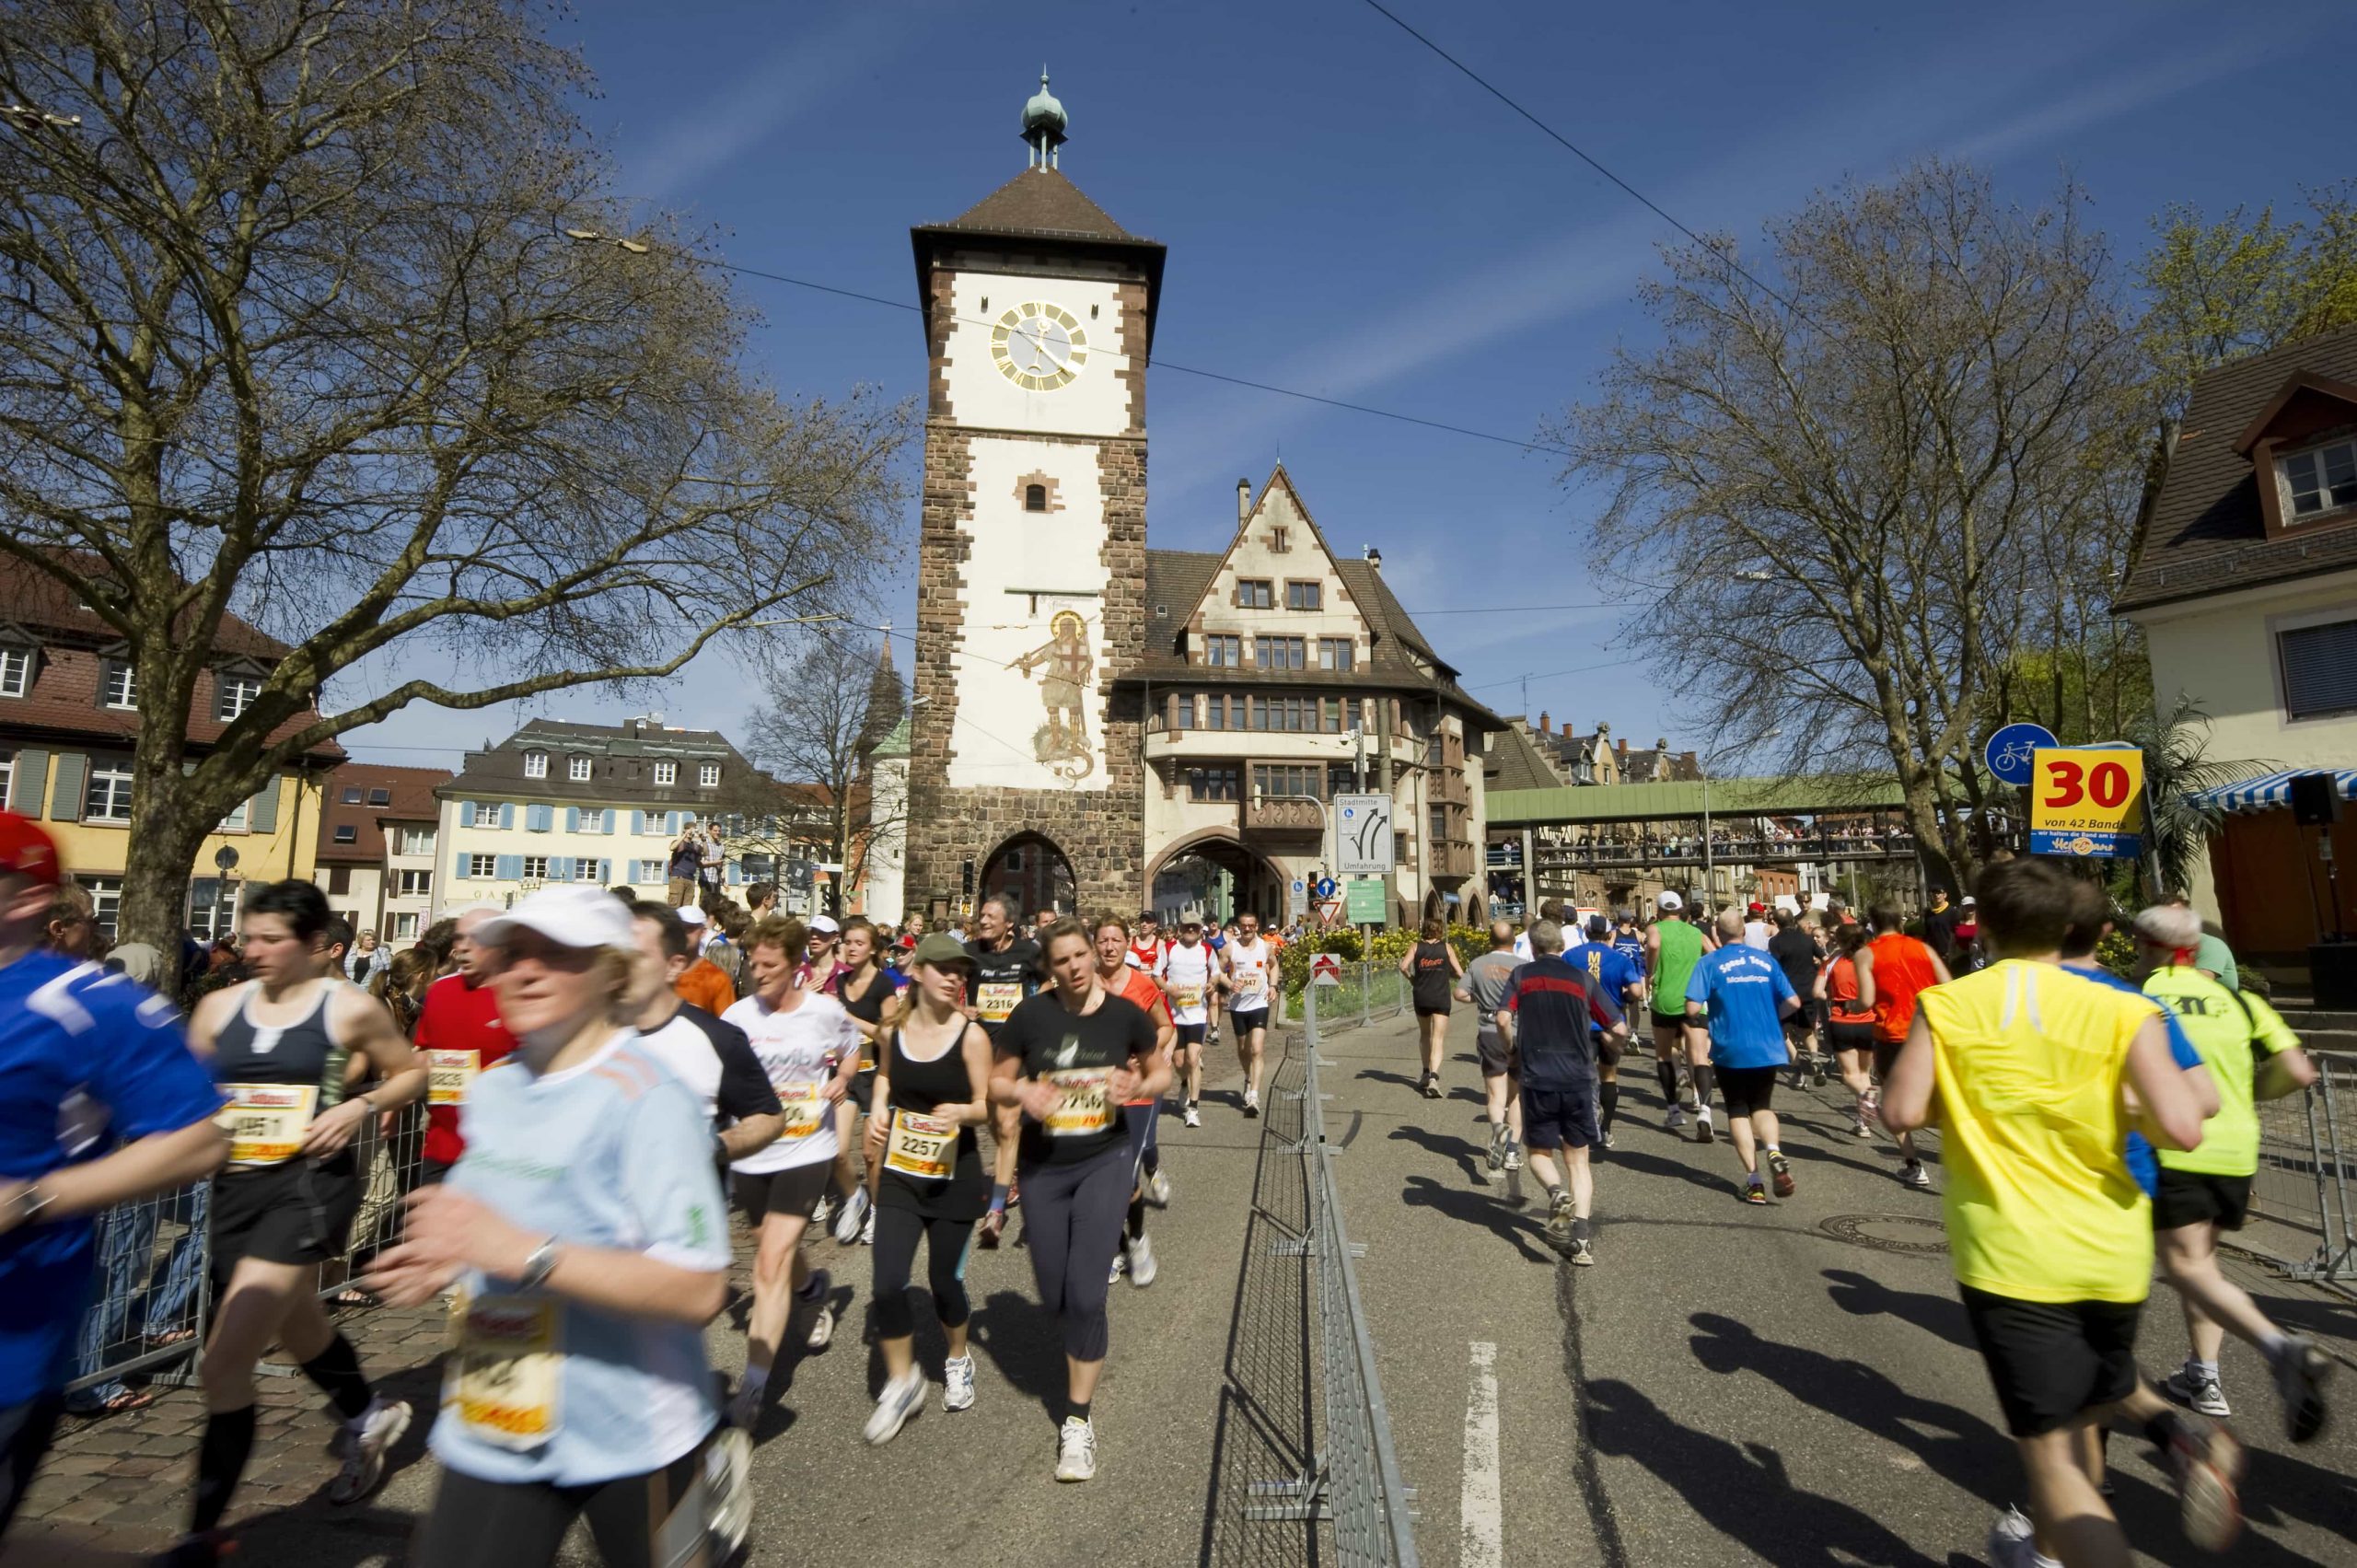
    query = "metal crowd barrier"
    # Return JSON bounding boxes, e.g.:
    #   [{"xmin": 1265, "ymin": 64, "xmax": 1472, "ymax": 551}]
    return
[
  {"xmin": 1250, "ymin": 978, "xmax": 1420, "ymax": 1566},
  {"xmin": 2250, "ymin": 1057, "xmax": 2357, "ymax": 1285},
  {"xmin": 1284, "ymin": 959, "xmax": 1408, "ymax": 1030}
]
